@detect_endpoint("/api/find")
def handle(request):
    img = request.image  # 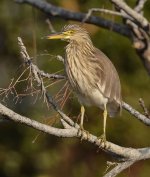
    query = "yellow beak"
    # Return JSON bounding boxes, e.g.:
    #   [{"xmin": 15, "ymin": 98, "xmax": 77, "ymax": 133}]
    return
[{"xmin": 46, "ymin": 32, "xmax": 65, "ymax": 40}]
